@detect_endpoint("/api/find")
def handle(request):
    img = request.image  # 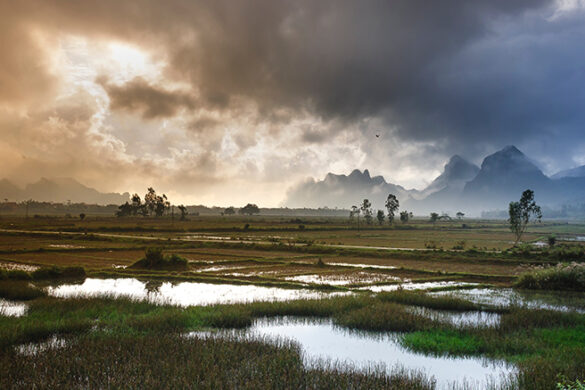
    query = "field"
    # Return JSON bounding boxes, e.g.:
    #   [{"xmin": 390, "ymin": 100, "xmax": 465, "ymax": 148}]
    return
[{"xmin": 1, "ymin": 214, "xmax": 585, "ymax": 389}]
